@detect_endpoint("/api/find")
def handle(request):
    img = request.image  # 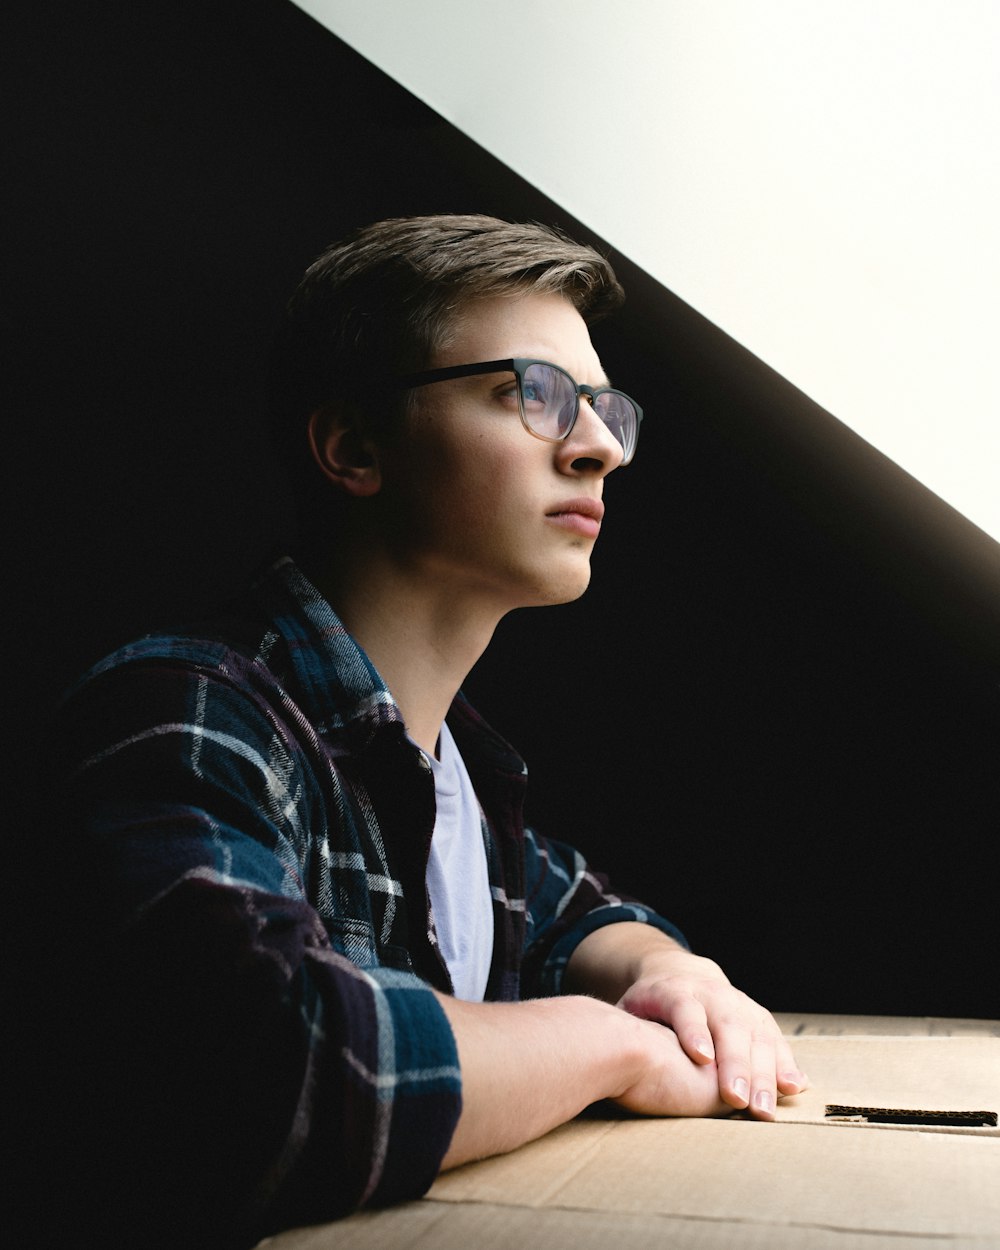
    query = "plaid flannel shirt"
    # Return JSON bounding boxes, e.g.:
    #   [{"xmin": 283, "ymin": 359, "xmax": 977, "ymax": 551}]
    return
[{"xmin": 43, "ymin": 556, "xmax": 685, "ymax": 1246}]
